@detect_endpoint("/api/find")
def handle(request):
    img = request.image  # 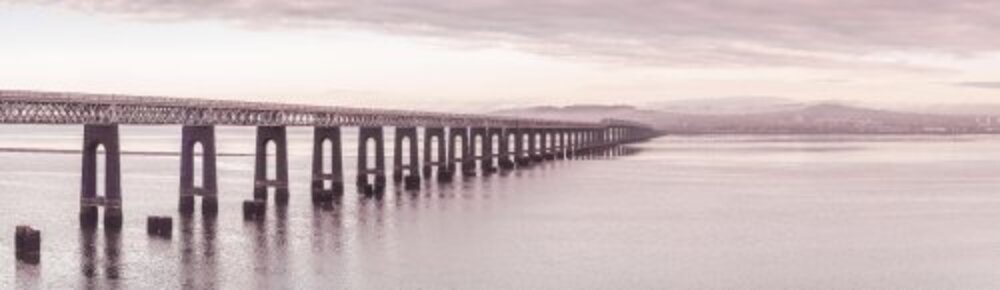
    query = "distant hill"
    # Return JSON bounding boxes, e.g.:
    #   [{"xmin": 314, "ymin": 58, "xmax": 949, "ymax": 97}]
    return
[
  {"xmin": 492, "ymin": 105, "xmax": 660, "ymax": 123},
  {"xmin": 646, "ymin": 96, "xmax": 808, "ymax": 115},
  {"xmin": 492, "ymin": 102, "xmax": 1000, "ymax": 134}
]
